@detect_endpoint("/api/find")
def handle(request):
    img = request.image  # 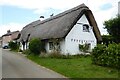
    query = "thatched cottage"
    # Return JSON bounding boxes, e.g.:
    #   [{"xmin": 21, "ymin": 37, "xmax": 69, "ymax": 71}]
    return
[{"xmin": 18, "ymin": 4, "xmax": 102, "ymax": 54}]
